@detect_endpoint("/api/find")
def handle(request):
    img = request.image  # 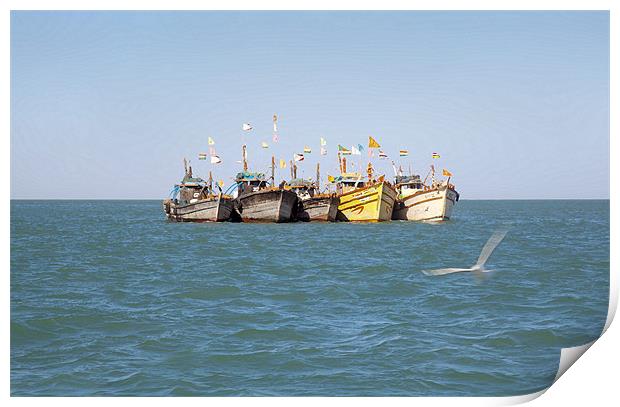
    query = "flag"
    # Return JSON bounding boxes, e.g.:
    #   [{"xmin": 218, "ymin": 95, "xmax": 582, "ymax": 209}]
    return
[
  {"xmin": 273, "ymin": 133, "xmax": 279, "ymax": 143},
  {"xmin": 320, "ymin": 147, "xmax": 327, "ymax": 156},
  {"xmin": 320, "ymin": 137, "xmax": 327, "ymax": 146},
  {"xmin": 242, "ymin": 123, "xmax": 253, "ymax": 131},
  {"xmin": 432, "ymin": 152, "xmax": 441, "ymax": 159},
  {"xmin": 261, "ymin": 141, "xmax": 269, "ymax": 149},
  {"xmin": 327, "ymin": 175, "xmax": 335, "ymax": 183},
  {"xmin": 399, "ymin": 150, "xmax": 409, "ymax": 156},
  {"xmin": 294, "ymin": 153, "xmax": 304, "ymax": 162},
  {"xmin": 198, "ymin": 153, "xmax": 208, "ymax": 160},
  {"xmin": 338, "ymin": 145, "xmax": 351, "ymax": 155},
  {"xmin": 279, "ymin": 159, "xmax": 286, "ymax": 169},
  {"xmin": 273, "ymin": 114, "xmax": 278, "ymax": 133},
  {"xmin": 351, "ymin": 145, "xmax": 361, "ymax": 155},
  {"xmin": 379, "ymin": 150, "xmax": 387, "ymax": 159},
  {"xmin": 218, "ymin": 180, "xmax": 224, "ymax": 187},
  {"xmin": 357, "ymin": 144, "xmax": 364, "ymax": 152},
  {"xmin": 304, "ymin": 146, "xmax": 312, "ymax": 154},
  {"xmin": 211, "ymin": 155, "xmax": 222, "ymax": 164},
  {"xmin": 208, "ymin": 137, "xmax": 215, "ymax": 145},
  {"xmin": 443, "ymin": 169, "xmax": 452, "ymax": 177},
  {"xmin": 368, "ymin": 136, "xmax": 380, "ymax": 148}
]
